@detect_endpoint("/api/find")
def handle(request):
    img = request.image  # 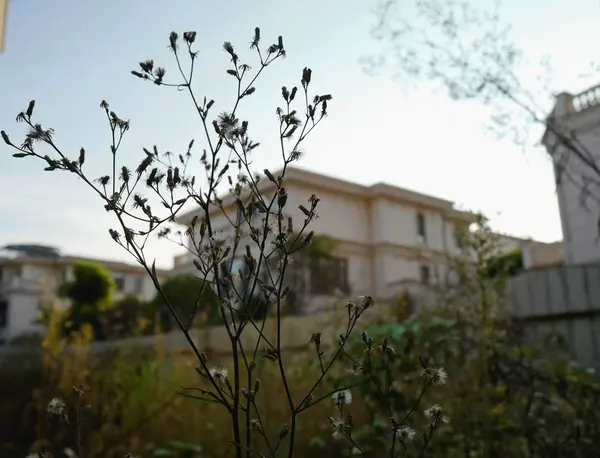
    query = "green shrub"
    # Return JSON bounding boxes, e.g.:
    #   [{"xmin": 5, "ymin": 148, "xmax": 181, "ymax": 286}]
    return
[
  {"xmin": 100, "ymin": 294, "xmax": 152, "ymax": 340},
  {"xmin": 58, "ymin": 261, "xmax": 117, "ymax": 340},
  {"xmin": 151, "ymin": 275, "xmax": 220, "ymax": 331}
]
